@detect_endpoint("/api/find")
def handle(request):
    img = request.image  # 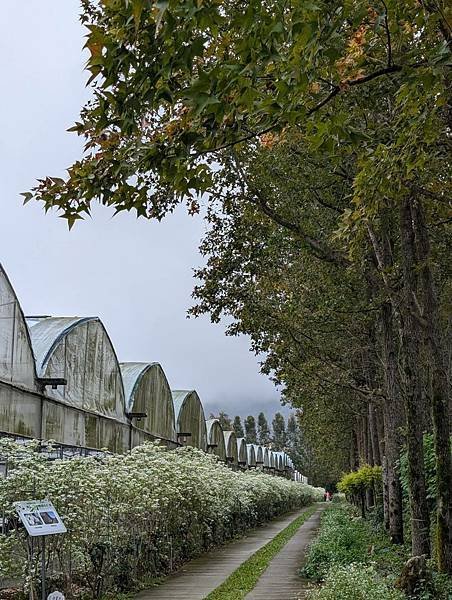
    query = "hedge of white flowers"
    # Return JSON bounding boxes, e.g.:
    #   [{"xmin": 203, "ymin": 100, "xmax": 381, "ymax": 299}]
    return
[{"xmin": 0, "ymin": 439, "xmax": 323, "ymax": 598}]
